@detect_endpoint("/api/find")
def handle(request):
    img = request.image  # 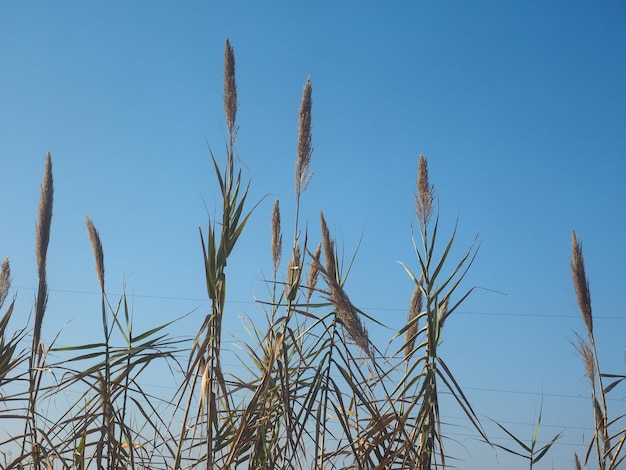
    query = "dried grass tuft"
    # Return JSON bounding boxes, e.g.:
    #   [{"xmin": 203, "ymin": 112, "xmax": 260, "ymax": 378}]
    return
[
  {"xmin": 295, "ymin": 78, "xmax": 313, "ymax": 198},
  {"xmin": 415, "ymin": 154, "xmax": 434, "ymax": 226},
  {"xmin": 223, "ymin": 38, "xmax": 238, "ymax": 136},
  {"xmin": 86, "ymin": 216, "xmax": 105, "ymax": 292},
  {"xmin": 0, "ymin": 257, "xmax": 11, "ymax": 309},
  {"xmin": 570, "ymin": 230, "xmax": 593, "ymax": 336},
  {"xmin": 271, "ymin": 200, "xmax": 282, "ymax": 273}
]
